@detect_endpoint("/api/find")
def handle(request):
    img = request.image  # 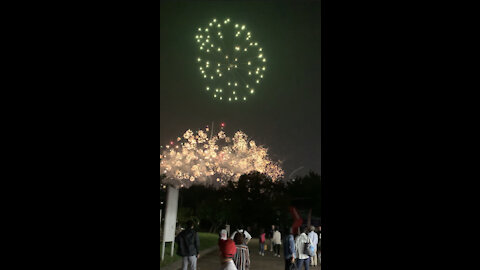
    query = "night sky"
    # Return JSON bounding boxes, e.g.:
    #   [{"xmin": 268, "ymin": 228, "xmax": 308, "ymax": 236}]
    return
[{"xmin": 160, "ymin": 0, "xmax": 321, "ymax": 178}]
